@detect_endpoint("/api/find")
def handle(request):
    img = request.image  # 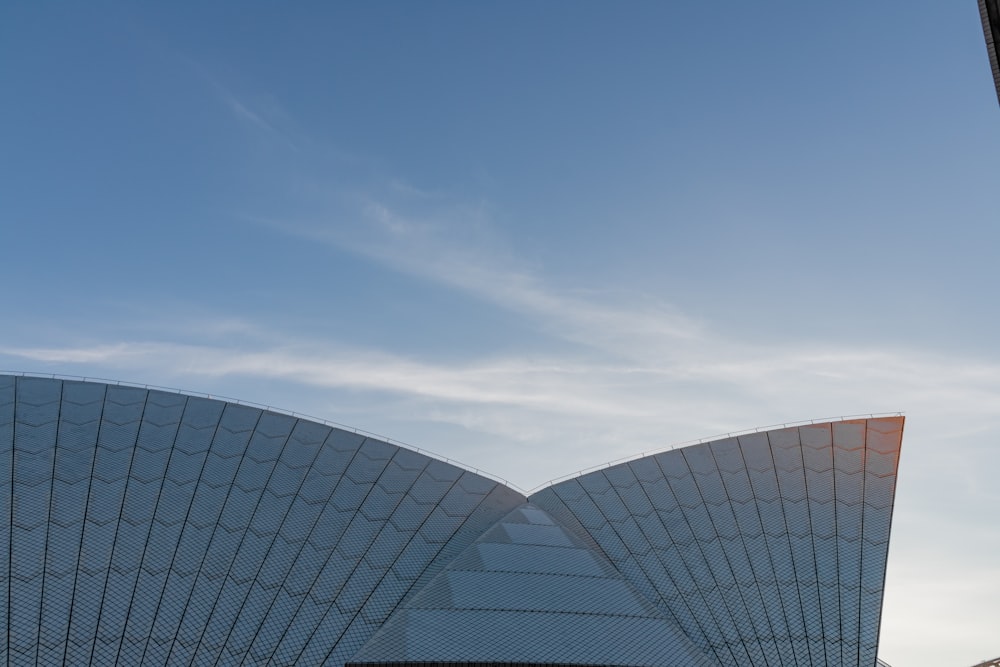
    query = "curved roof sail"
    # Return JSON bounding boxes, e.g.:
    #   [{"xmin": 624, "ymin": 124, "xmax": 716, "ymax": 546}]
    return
[
  {"xmin": 530, "ymin": 418, "xmax": 904, "ymax": 667},
  {"xmin": 0, "ymin": 375, "xmax": 903, "ymax": 666}
]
